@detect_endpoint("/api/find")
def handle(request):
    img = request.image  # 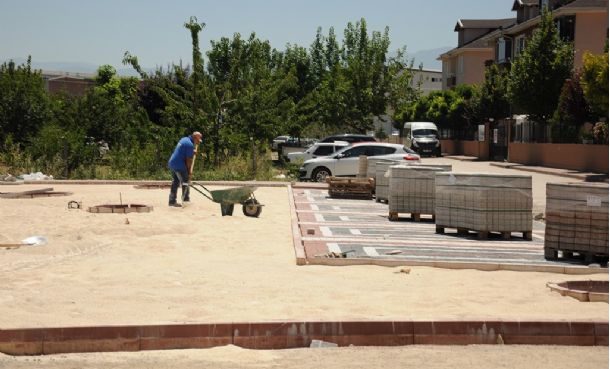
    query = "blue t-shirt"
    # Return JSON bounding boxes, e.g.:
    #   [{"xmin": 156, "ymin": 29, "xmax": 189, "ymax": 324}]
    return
[{"xmin": 168, "ymin": 136, "xmax": 195, "ymax": 171}]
